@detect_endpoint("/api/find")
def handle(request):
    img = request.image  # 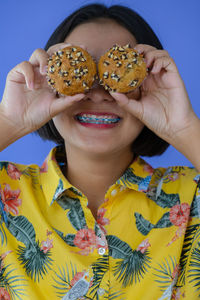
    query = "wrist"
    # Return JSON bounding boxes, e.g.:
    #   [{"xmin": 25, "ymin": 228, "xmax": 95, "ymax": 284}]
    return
[
  {"xmin": 0, "ymin": 103, "xmax": 27, "ymax": 151},
  {"xmin": 170, "ymin": 114, "xmax": 200, "ymax": 171}
]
